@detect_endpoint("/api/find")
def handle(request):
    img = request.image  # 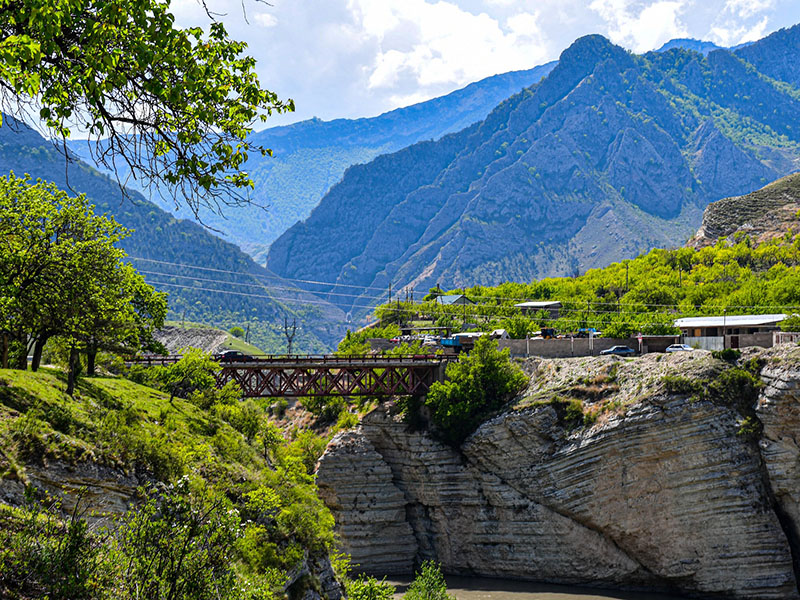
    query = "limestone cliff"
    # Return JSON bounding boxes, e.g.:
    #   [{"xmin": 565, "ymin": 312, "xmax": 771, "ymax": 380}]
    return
[{"xmin": 317, "ymin": 347, "xmax": 800, "ymax": 599}]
